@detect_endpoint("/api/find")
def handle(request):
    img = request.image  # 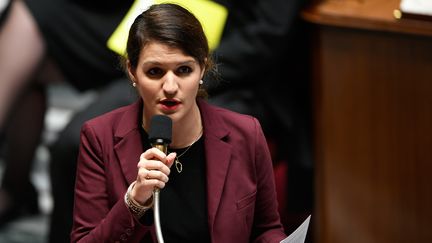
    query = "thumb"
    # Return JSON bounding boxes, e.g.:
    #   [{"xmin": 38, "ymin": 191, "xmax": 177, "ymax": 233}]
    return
[{"xmin": 165, "ymin": 152, "xmax": 177, "ymax": 168}]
